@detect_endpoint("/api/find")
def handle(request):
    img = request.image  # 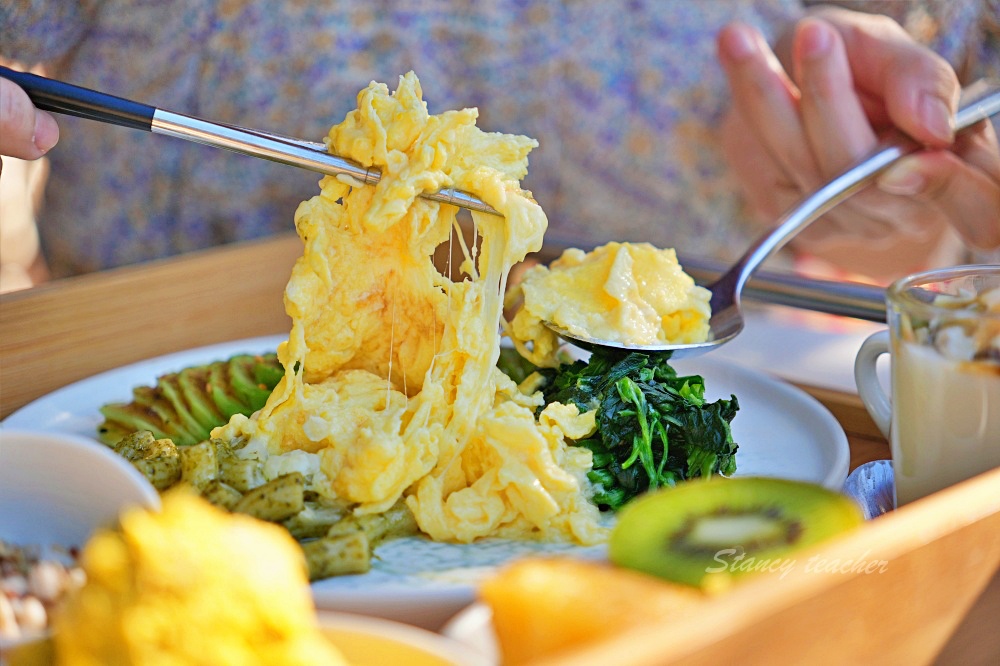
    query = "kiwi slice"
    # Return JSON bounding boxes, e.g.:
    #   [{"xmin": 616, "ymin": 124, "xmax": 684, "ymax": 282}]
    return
[{"xmin": 608, "ymin": 476, "xmax": 864, "ymax": 590}]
